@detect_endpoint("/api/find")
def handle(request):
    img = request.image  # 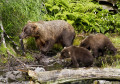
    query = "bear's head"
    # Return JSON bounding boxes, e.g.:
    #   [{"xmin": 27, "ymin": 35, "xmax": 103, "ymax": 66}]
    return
[
  {"xmin": 80, "ymin": 41, "xmax": 90, "ymax": 50},
  {"xmin": 60, "ymin": 47, "xmax": 71, "ymax": 59},
  {"xmin": 110, "ymin": 46, "xmax": 117, "ymax": 56},
  {"xmin": 19, "ymin": 22, "xmax": 38, "ymax": 39}
]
